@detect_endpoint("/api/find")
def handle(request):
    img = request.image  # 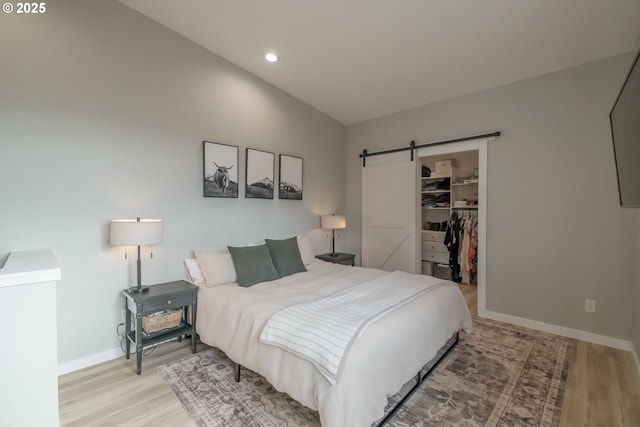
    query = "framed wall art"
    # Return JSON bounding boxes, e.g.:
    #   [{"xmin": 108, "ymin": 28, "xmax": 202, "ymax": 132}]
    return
[
  {"xmin": 245, "ymin": 148, "xmax": 275, "ymax": 199},
  {"xmin": 203, "ymin": 141, "xmax": 239, "ymax": 198},
  {"xmin": 278, "ymin": 154, "xmax": 303, "ymax": 200}
]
